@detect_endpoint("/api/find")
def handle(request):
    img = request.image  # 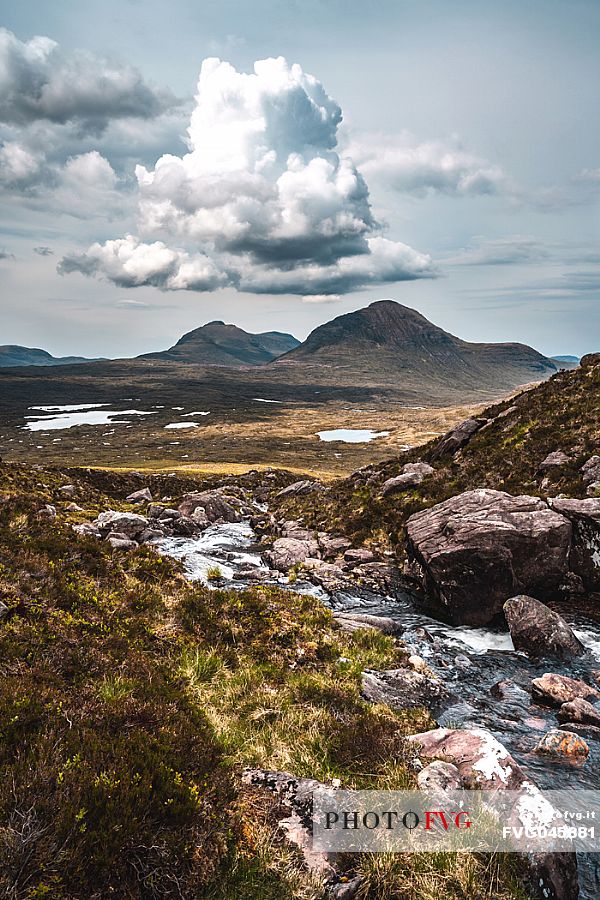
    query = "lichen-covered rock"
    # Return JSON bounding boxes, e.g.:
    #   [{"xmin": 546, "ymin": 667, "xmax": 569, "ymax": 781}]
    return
[
  {"xmin": 417, "ymin": 760, "xmax": 463, "ymax": 792},
  {"xmin": 535, "ymin": 729, "xmax": 589, "ymax": 760},
  {"xmin": 581, "ymin": 455, "xmax": 600, "ymax": 484},
  {"xmin": 531, "ymin": 673, "xmax": 600, "ymax": 707},
  {"xmin": 503, "ymin": 595, "xmax": 585, "ymax": 659},
  {"xmin": 405, "ymin": 490, "xmax": 572, "ymax": 625}
]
